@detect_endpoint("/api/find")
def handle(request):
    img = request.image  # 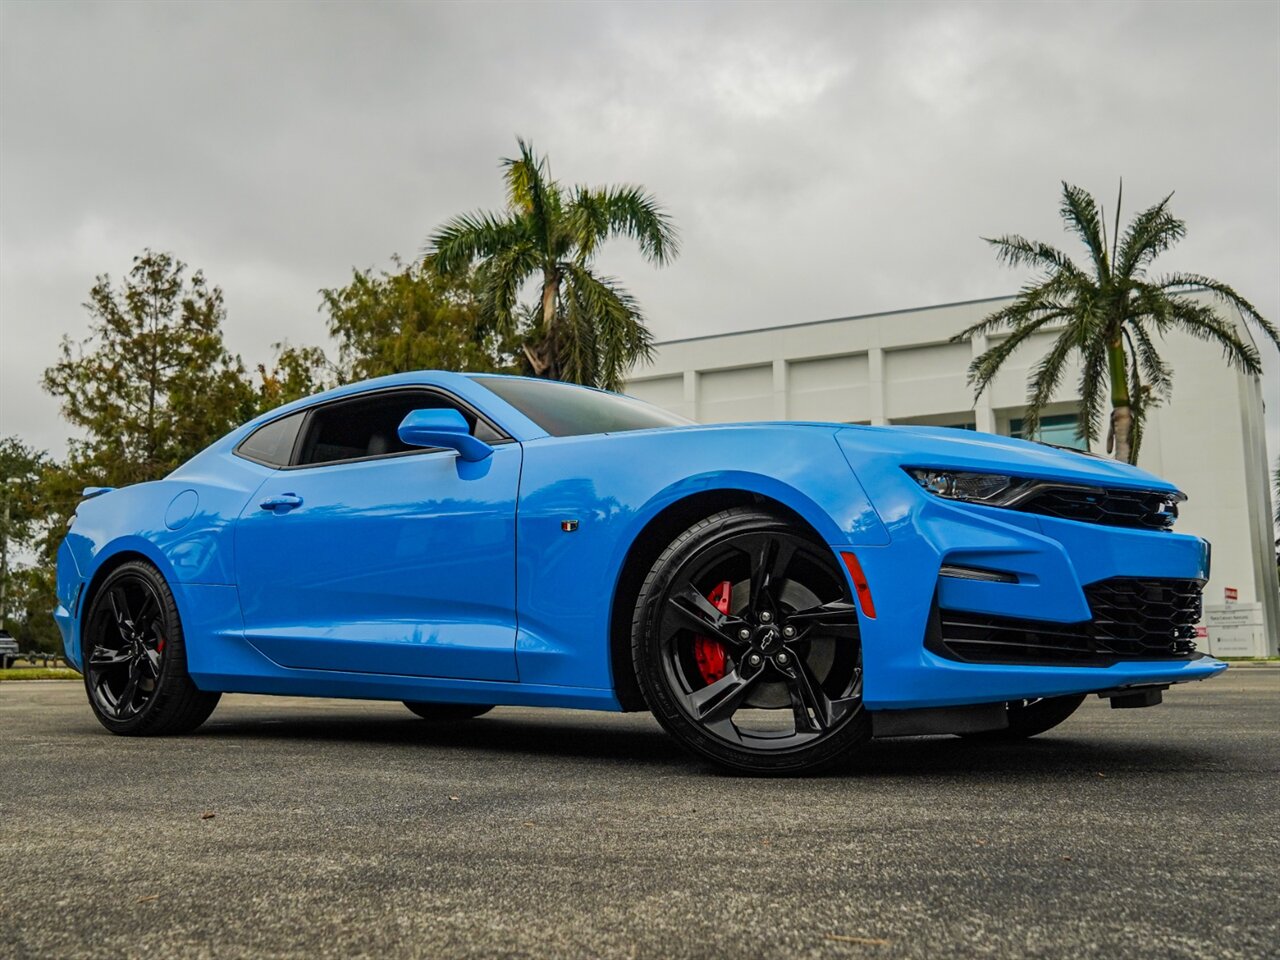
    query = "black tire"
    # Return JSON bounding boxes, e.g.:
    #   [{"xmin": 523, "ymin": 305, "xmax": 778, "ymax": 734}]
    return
[
  {"xmin": 632, "ymin": 507, "xmax": 871, "ymax": 776},
  {"xmin": 403, "ymin": 702, "xmax": 494, "ymax": 721},
  {"xmin": 960, "ymin": 694, "xmax": 1086, "ymax": 740},
  {"xmin": 82, "ymin": 560, "xmax": 220, "ymax": 736}
]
